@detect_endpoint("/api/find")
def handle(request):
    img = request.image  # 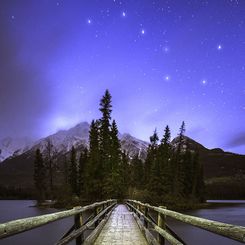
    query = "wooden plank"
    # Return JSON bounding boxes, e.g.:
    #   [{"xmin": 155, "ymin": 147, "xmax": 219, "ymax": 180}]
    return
[
  {"xmin": 83, "ymin": 208, "xmax": 114, "ymax": 244},
  {"xmin": 0, "ymin": 199, "xmax": 116, "ymax": 239},
  {"xmin": 94, "ymin": 204, "xmax": 148, "ymax": 245}
]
